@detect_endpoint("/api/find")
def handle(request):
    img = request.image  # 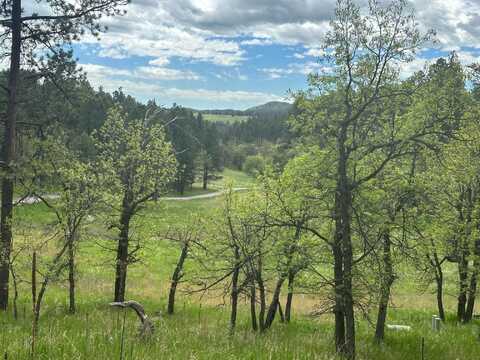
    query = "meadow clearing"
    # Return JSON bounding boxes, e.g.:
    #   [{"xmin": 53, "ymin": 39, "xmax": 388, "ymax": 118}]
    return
[{"xmin": 1, "ymin": 169, "xmax": 478, "ymax": 360}]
